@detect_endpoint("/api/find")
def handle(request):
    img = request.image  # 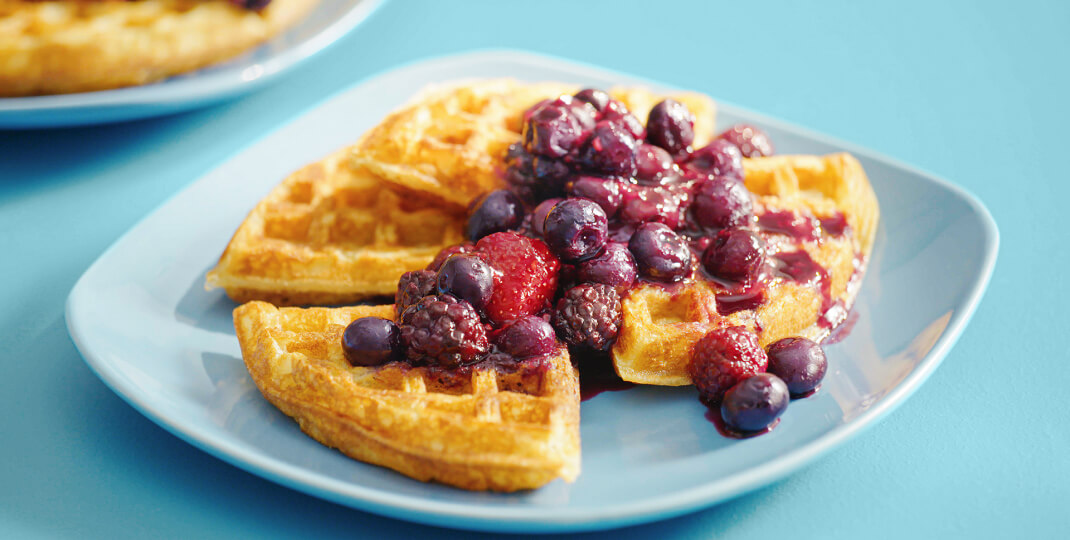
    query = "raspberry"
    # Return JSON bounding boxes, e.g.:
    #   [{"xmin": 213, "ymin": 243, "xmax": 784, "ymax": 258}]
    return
[
  {"xmin": 551, "ymin": 283, "xmax": 622, "ymax": 351},
  {"xmin": 475, "ymin": 232, "xmax": 560, "ymax": 326},
  {"xmin": 395, "ymin": 270, "xmax": 436, "ymax": 319},
  {"xmin": 400, "ymin": 295, "xmax": 488, "ymax": 368},
  {"xmin": 689, "ymin": 326, "xmax": 768, "ymax": 405}
]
